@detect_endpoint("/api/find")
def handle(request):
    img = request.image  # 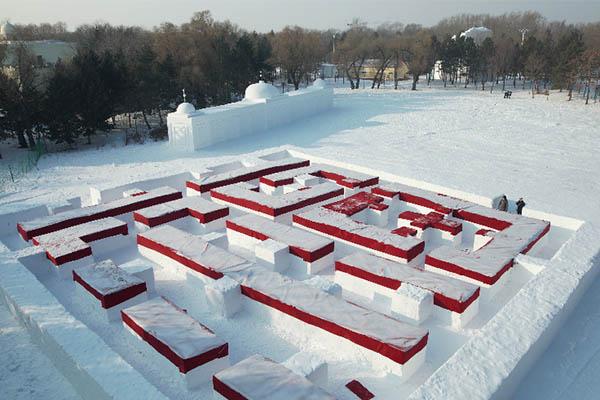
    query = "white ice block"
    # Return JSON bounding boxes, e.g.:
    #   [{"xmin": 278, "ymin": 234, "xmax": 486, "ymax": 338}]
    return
[
  {"xmin": 255, "ymin": 239, "xmax": 290, "ymax": 273},
  {"xmin": 366, "ymin": 207, "xmax": 389, "ymax": 227},
  {"xmin": 118, "ymin": 259, "xmax": 156, "ymax": 292},
  {"xmin": 283, "ymin": 352, "xmax": 329, "ymax": 388},
  {"xmin": 391, "ymin": 283, "xmax": 433, "ymax": 324},
  {"xmin": 294, "ymin": 174, "xmax": 321, "ymax": 187},
  {"xmin": 205, "ymin": 276, "xmax": 242, "ymax": 318}
]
